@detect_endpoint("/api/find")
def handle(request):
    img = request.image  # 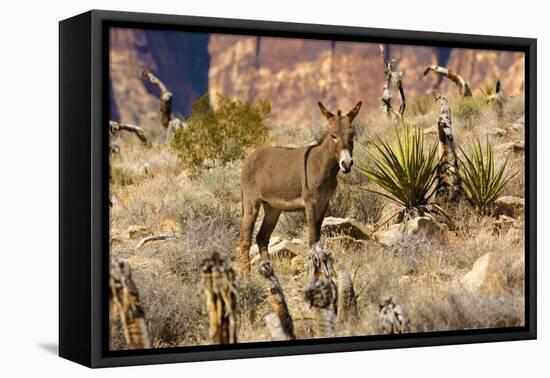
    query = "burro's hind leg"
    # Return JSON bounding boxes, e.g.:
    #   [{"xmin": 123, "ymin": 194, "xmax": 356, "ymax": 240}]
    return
[
  {"xmin": 256, "ymin": 203, "xmax": 282, "ymax": 261},
  {"xmin": 239, "ymin": 194, "xmax": 261, "ymax": 272}
]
